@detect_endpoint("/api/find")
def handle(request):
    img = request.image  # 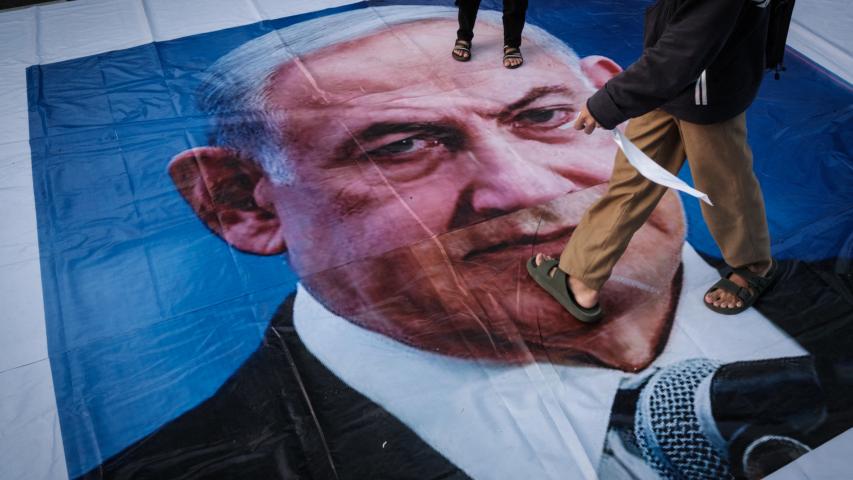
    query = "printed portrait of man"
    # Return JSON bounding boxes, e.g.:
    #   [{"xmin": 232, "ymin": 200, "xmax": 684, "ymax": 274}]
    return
[{"xmin": 64, "ymin": 5, "xmax": 852, "ymax": 480}]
